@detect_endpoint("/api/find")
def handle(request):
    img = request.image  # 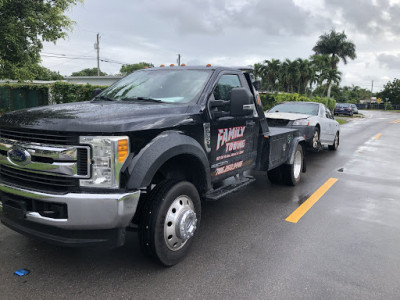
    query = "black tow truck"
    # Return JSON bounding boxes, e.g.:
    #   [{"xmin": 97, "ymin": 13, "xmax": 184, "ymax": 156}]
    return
[{"xmin": 0, "ymin": 66, "xmax": 305, "ymax": 266}]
